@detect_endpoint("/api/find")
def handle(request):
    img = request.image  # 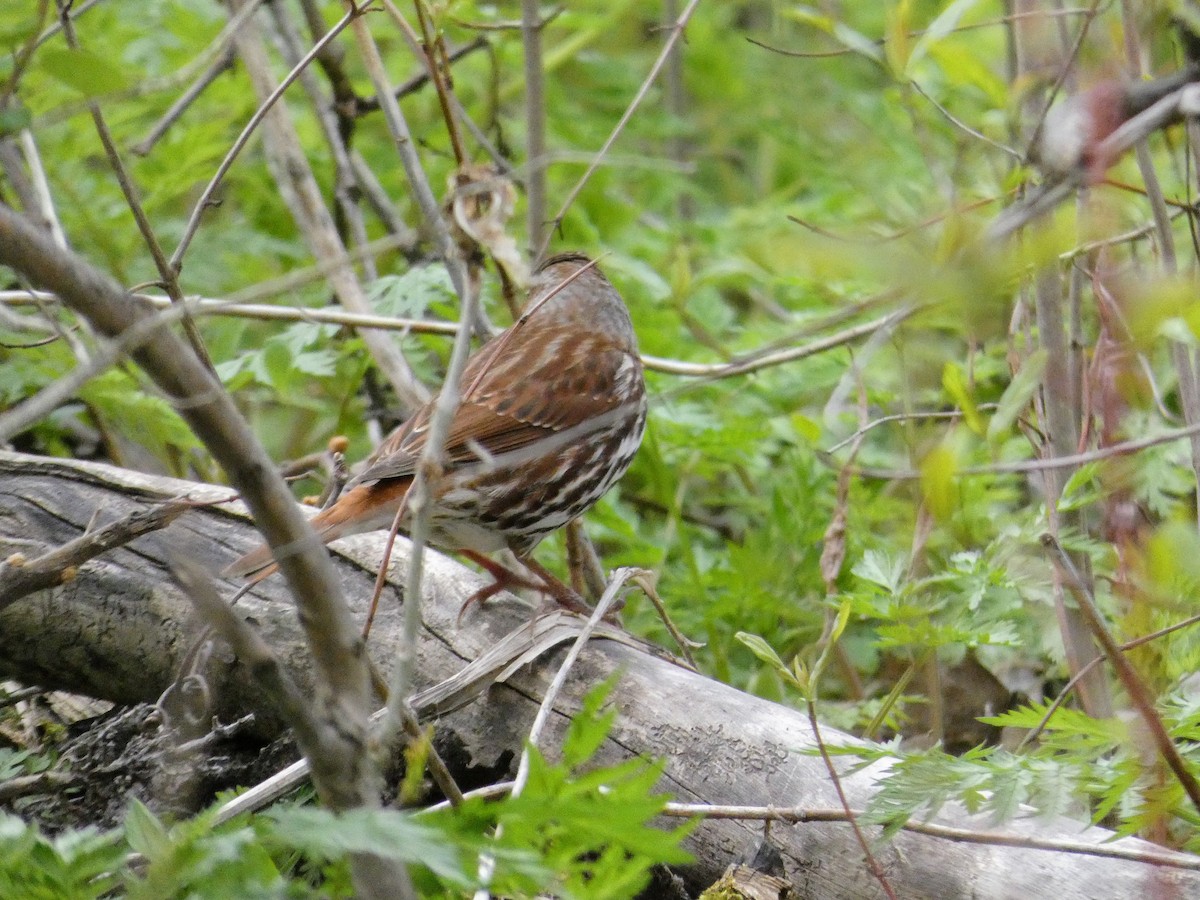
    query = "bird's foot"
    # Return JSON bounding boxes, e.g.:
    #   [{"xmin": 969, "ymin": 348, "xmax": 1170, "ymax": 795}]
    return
[{"xmin": 456, "ymin": 550, "xmax": 621, "ymax": 622}]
